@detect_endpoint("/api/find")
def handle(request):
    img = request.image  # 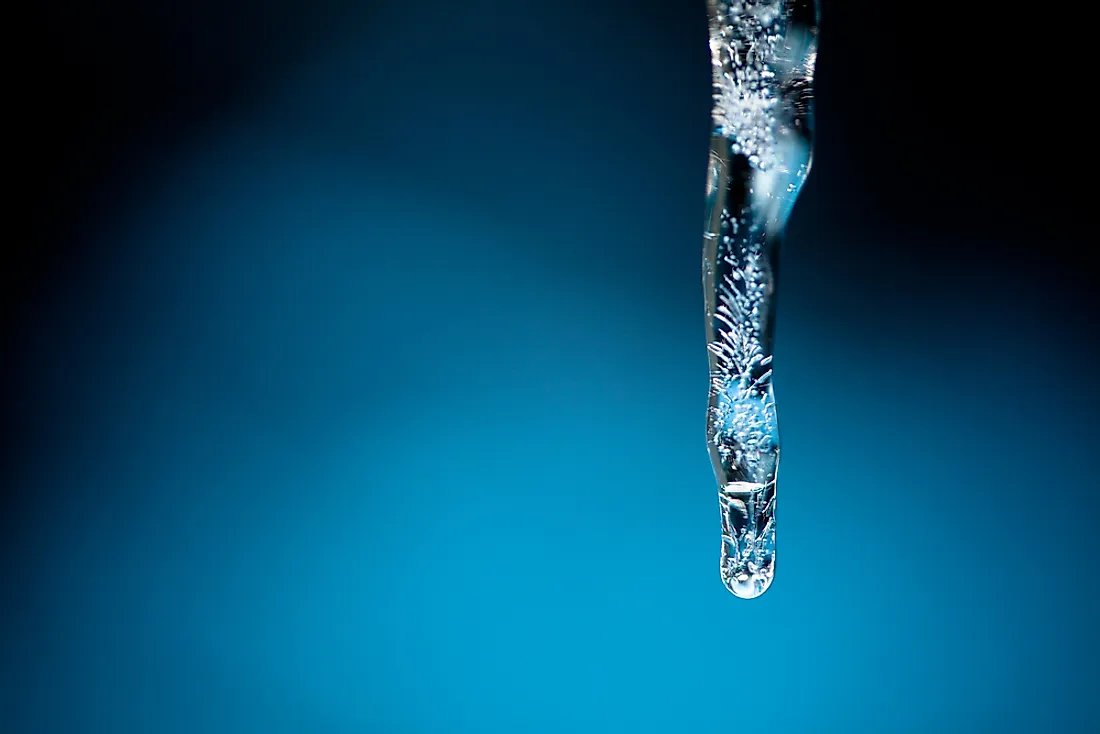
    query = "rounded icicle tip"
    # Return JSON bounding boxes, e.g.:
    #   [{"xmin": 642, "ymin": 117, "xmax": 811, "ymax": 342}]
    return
[
  {"xmin": 718, "ymin": 480, "xmax": 776, "ymax": 598},
  {"xmin": 723, "ymin": 569, "xmax": 774, "ymax": 599}
]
